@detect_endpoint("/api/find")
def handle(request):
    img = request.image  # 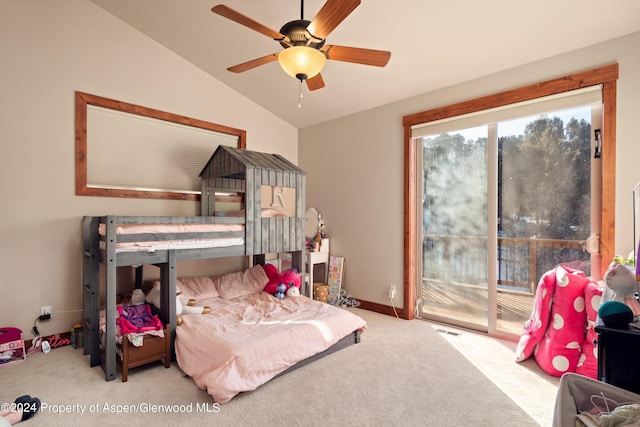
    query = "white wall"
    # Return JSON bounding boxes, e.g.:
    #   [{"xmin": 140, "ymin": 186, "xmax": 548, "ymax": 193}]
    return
[
  {"xmin": 299, "ymin": 32, "xmax": 640, "ymax": 309},
  {"xmin": 0, "ymin": 1, "xmax": 298, "ymax": 335}
]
